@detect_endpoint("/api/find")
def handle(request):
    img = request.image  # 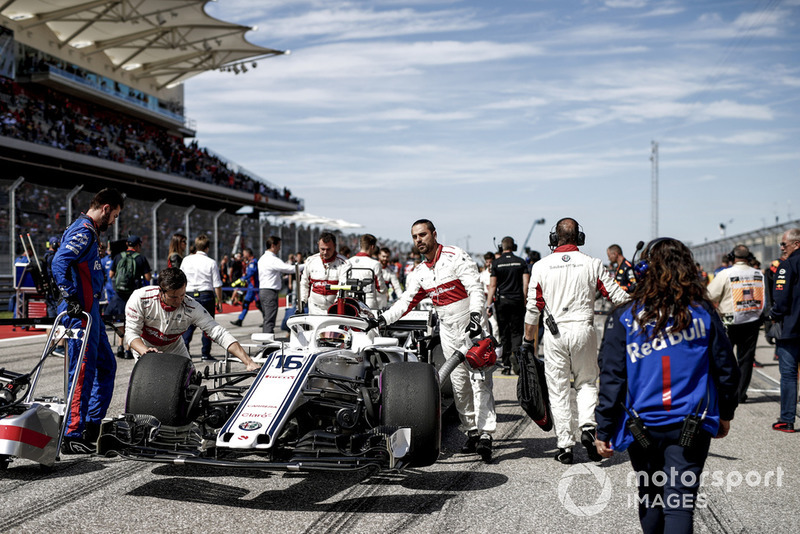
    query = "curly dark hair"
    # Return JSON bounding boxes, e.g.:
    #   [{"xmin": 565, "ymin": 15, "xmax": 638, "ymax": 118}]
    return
[{"xmin": 630, "ymin": 238, "xmax": 709, "ymax": 340}]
